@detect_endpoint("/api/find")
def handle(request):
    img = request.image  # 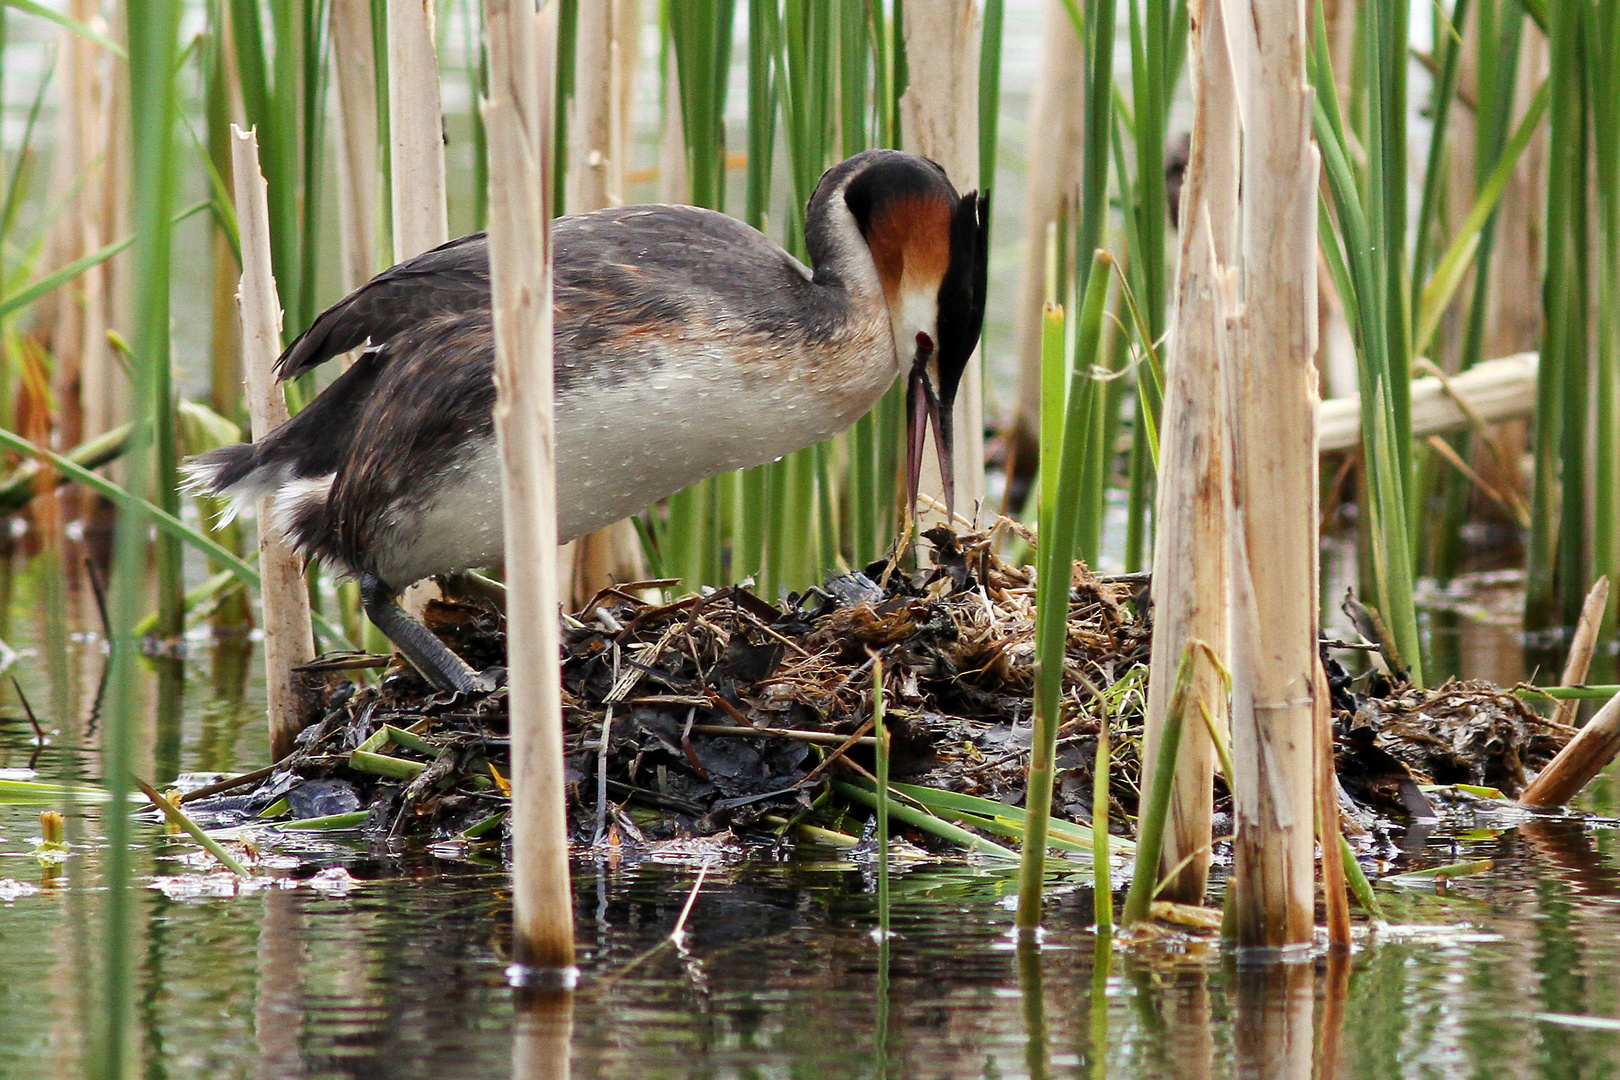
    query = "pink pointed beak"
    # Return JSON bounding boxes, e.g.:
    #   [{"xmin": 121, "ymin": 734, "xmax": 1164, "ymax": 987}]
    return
[{"xmin": 905, "ymin": 354, "xmax": 956, "ymax": 523}]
